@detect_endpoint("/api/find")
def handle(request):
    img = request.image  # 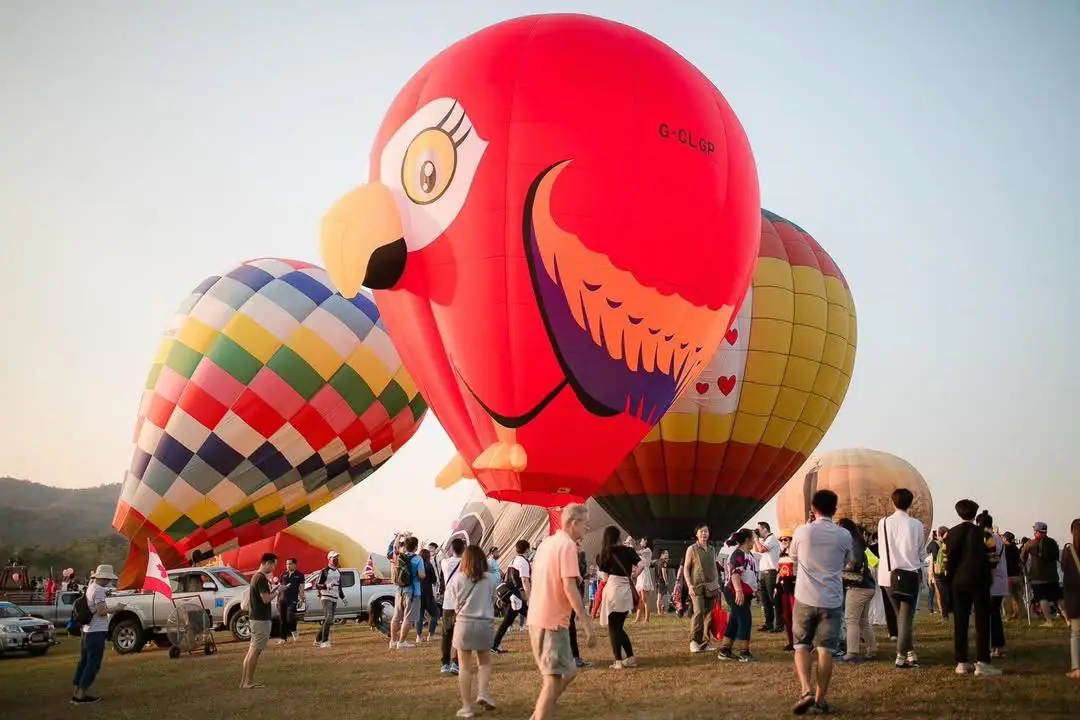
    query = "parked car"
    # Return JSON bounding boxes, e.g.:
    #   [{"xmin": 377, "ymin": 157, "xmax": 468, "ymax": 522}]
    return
[
  {"xmin": 300, "ymin": 568, "xmax": 395, "ymax": 626},
  {"xmin": 104, "ymin": 565, "xmax": 252, "ymax": 654},
  {"xmin": 0, "ymin": 600, "xmax": 58, "ymax": 658}
]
